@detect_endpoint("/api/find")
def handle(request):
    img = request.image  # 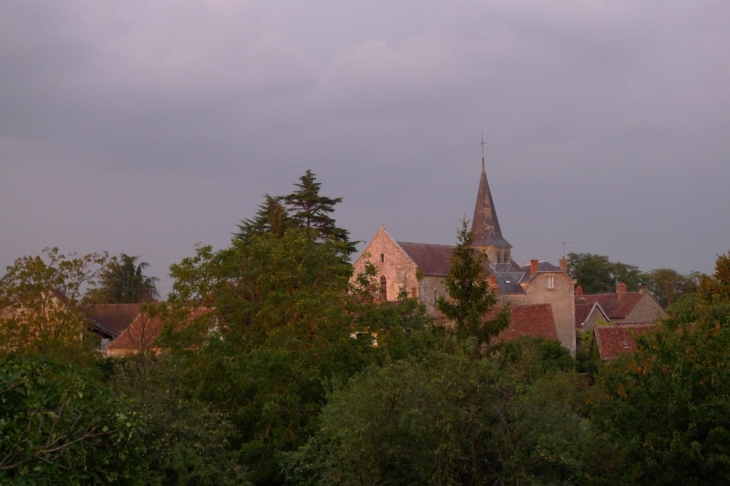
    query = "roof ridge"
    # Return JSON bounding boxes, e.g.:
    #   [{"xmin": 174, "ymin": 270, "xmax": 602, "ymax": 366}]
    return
[{"xmin": 396, "ymin": 241, "xmax": 455, "ymax": 248}]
